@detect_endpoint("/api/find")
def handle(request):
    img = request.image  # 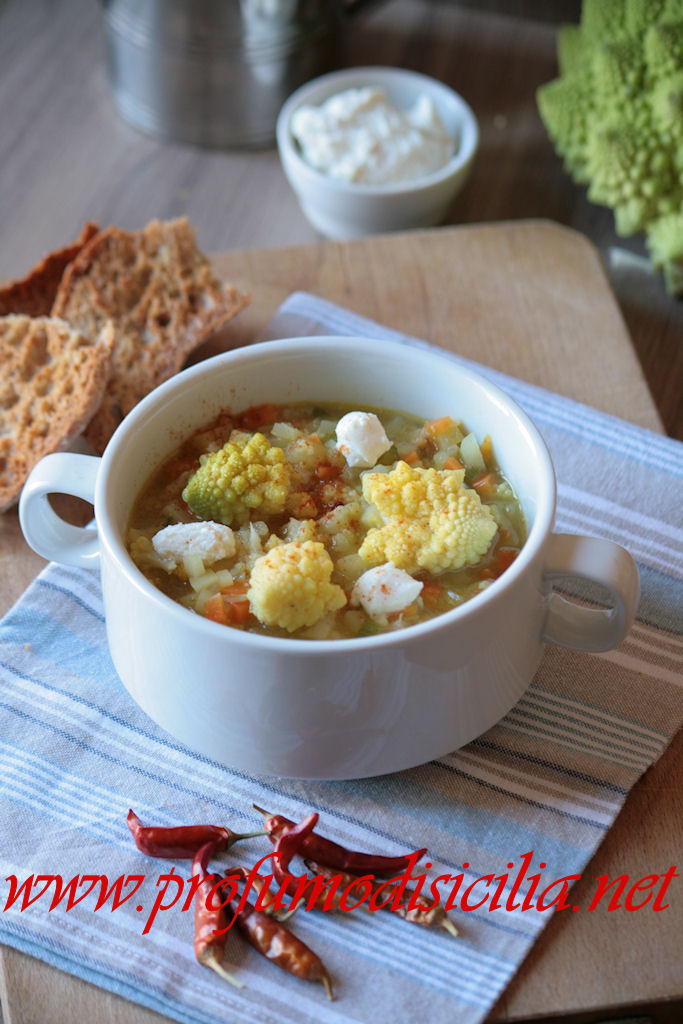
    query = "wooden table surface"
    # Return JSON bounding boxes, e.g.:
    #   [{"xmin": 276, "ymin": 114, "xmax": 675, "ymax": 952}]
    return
[{"xmin": 0, "ymin": 2, "xmax": 681, "ymax": 1024}]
